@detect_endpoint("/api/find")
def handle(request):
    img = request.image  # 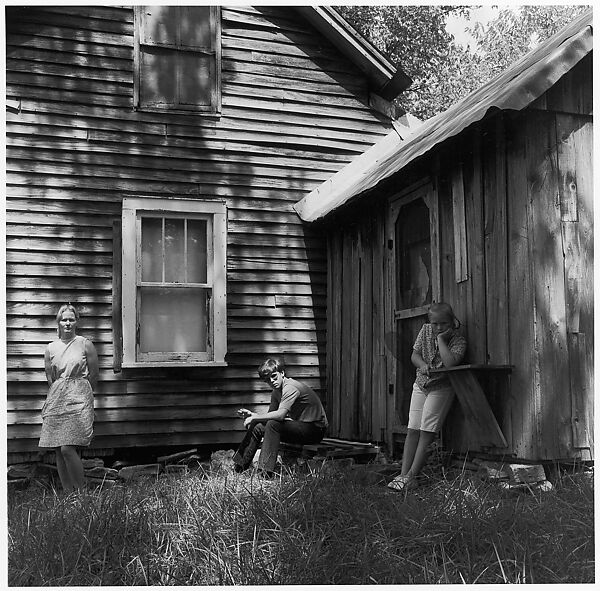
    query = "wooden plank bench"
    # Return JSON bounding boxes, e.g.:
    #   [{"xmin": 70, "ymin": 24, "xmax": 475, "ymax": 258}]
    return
[
  {"xmin": 429, "ymin": 364, "xmax": 512, "ymax": 448},
  {"xmin": 279, "ymin": 438, "xmax": 380, "ymax": 462}
]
